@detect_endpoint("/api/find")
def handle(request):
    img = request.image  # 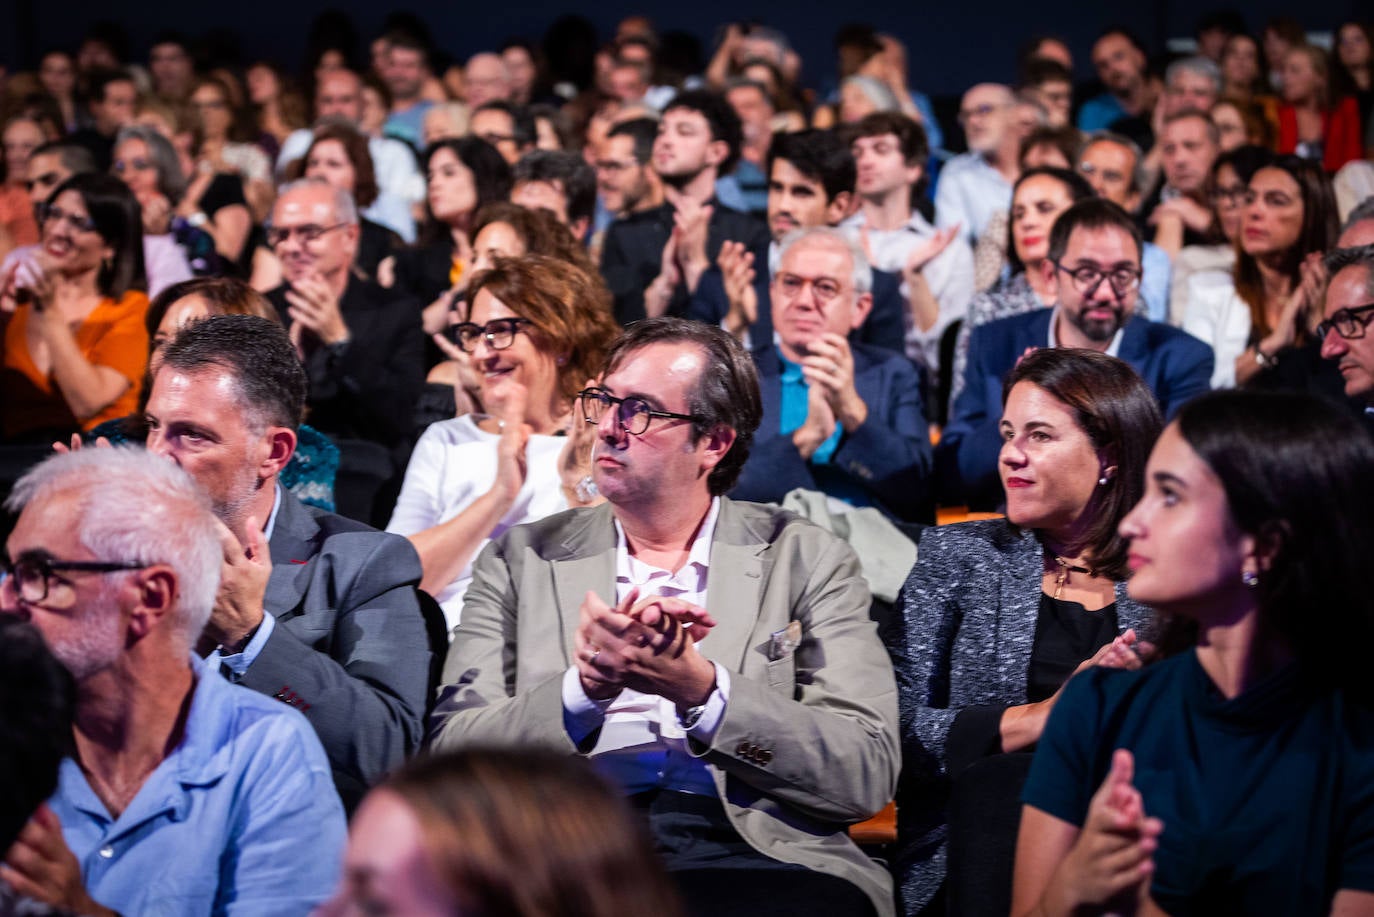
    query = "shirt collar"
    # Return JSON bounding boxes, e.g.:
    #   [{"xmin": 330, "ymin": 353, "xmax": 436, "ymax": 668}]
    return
[
  {"xmin": 613, "ymin": 496, "xmax": 720, "ymax": 583},
  {"xmin": 262, "ymin": 484, "xmax": 284, "ymax": 541}
]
